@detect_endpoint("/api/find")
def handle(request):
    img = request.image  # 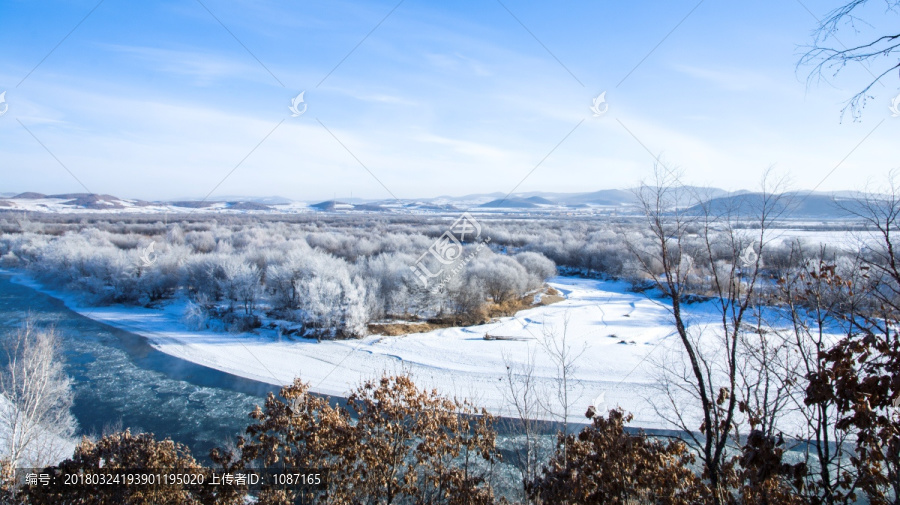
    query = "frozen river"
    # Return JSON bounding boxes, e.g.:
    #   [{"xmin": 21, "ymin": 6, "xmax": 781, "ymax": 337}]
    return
[{"xmin": 0, "ymin": 272, "xmax": 278, "ymax": 463}]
